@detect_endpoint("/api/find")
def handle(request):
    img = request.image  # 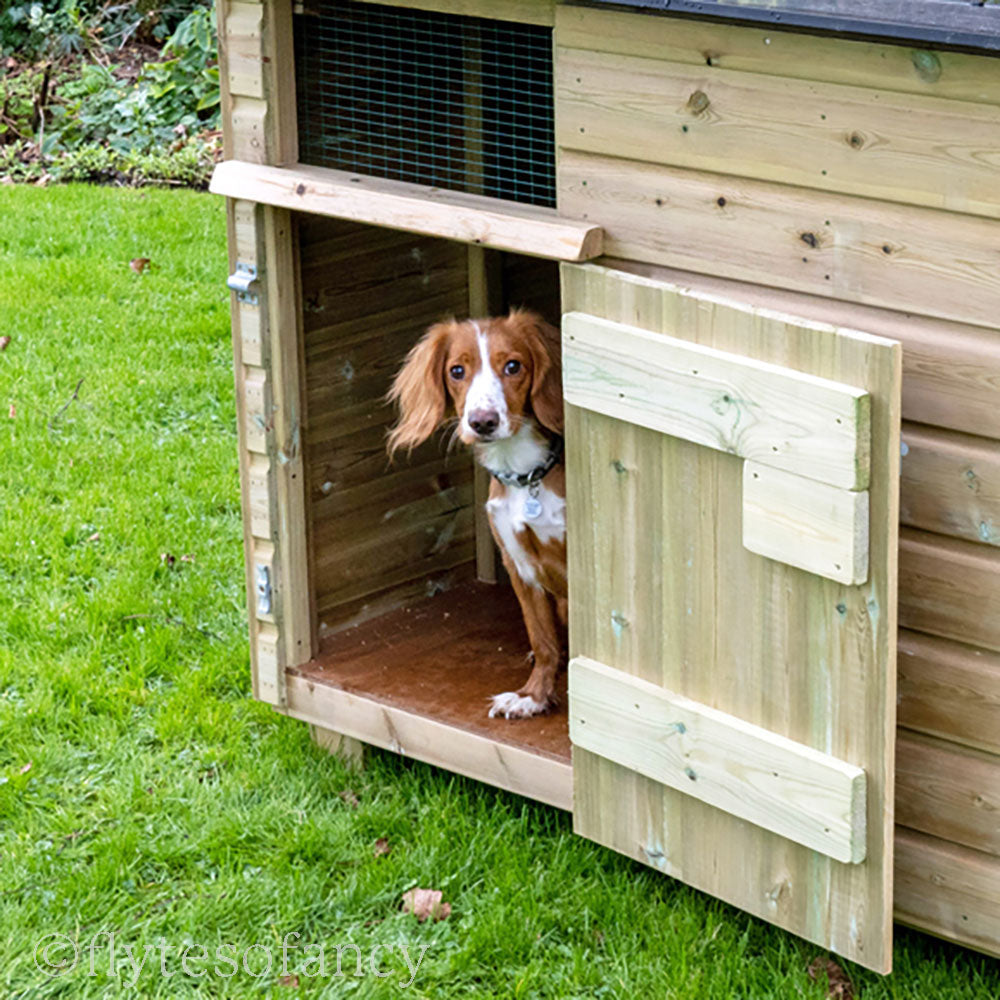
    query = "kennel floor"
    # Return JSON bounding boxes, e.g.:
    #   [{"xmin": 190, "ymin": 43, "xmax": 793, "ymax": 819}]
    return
[{"xmin": 285, "ymin": 583, "xmax": 574, "ymax": 809}]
